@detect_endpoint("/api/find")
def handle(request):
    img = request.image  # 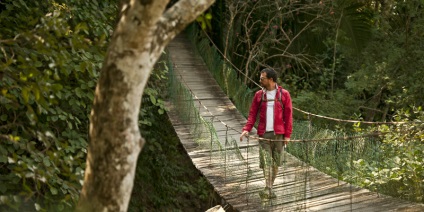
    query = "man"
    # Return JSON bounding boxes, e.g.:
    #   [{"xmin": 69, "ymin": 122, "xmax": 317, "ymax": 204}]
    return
[{"xmin": 240, "ymin": 68, "xmax": 293, "ymax": 199}]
